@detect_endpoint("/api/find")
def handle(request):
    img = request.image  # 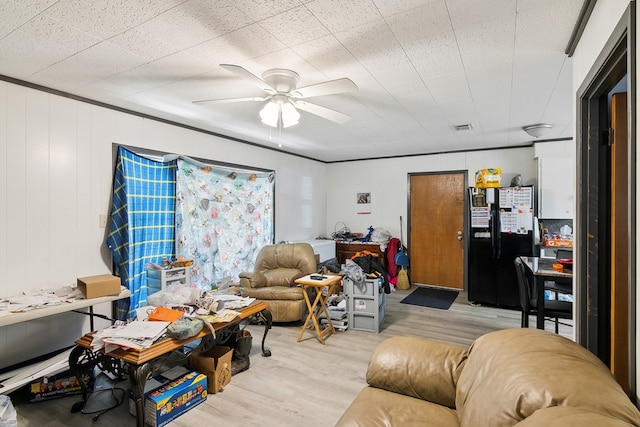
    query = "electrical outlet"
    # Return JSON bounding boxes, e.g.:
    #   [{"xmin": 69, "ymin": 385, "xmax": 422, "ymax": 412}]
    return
[{"xmin": 99, "ymin": 214, "xmax": 107, "ymax": 228}]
